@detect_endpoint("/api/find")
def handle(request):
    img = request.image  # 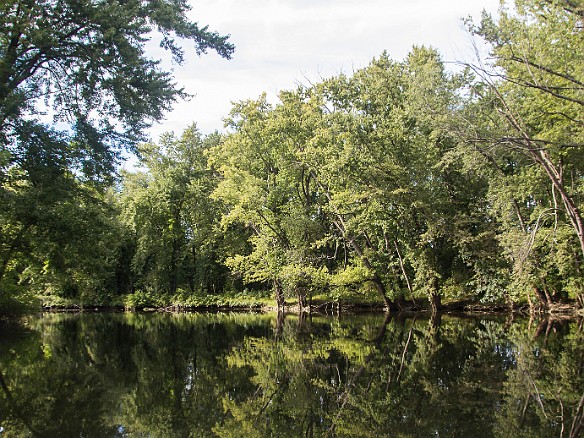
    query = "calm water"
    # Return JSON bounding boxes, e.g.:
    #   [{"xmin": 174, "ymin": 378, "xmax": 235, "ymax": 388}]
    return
[{"xmin": 0, "ymin": 312, "xmax": 582, "ymax": 437}]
